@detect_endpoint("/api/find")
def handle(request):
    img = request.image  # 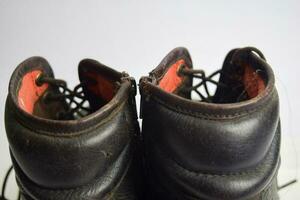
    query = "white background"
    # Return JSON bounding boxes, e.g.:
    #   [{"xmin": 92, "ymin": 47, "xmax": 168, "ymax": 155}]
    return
[{"xmin": 0, "ymin": 0, "xmax": 299, "ymax": 199}]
